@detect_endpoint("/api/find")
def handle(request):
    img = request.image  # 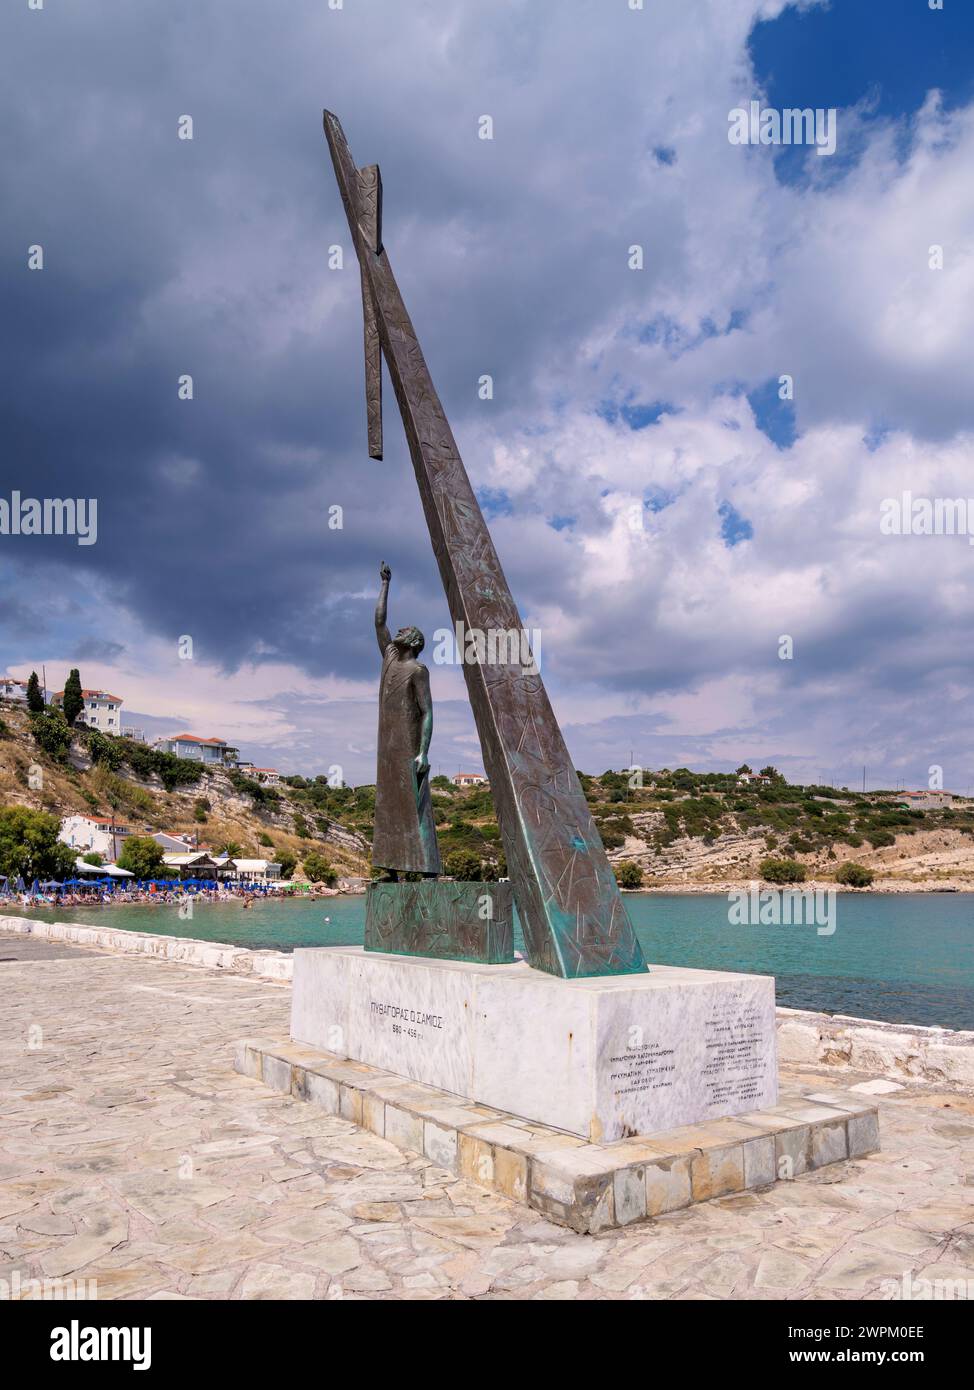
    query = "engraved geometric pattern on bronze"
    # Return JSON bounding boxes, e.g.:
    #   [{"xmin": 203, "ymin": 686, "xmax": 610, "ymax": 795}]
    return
[
  {"xmin": 365, "ymin": 880, "xmax": 514, "ymax": 966},
  {"xmin": 323, "ymin": 110, "xmax": 645, "ymax": 979}
]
